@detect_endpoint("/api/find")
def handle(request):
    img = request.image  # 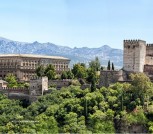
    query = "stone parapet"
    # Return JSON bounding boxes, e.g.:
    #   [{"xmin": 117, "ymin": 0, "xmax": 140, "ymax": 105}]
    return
[{"xmin": 0, "ymin": 87, "xmax": 29, "ymax": 94}]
